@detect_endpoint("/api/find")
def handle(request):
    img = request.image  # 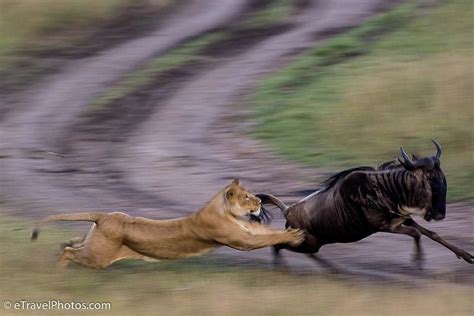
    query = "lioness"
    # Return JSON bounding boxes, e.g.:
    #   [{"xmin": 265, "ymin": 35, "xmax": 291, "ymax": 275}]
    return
[{"xmin": 31, "ymin": 180, "xmax": 304, "ymax": 269}]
